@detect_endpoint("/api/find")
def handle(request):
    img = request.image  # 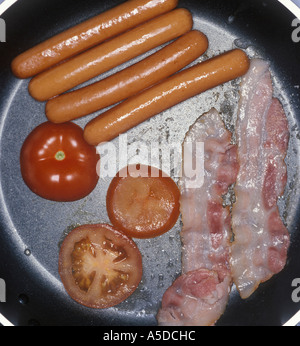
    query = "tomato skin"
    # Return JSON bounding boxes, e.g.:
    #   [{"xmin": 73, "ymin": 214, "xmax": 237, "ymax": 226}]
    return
[
  {"xmin": 20, "ymin": 121, "xmax": 100, "ymax": 202},
  {"xmin": 58, "ymin": 223, "xmax": 143, "ymax": 309},
  {"xmin": 106, "ymin": 165, "xmax": 180, "ymax": 239}
]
